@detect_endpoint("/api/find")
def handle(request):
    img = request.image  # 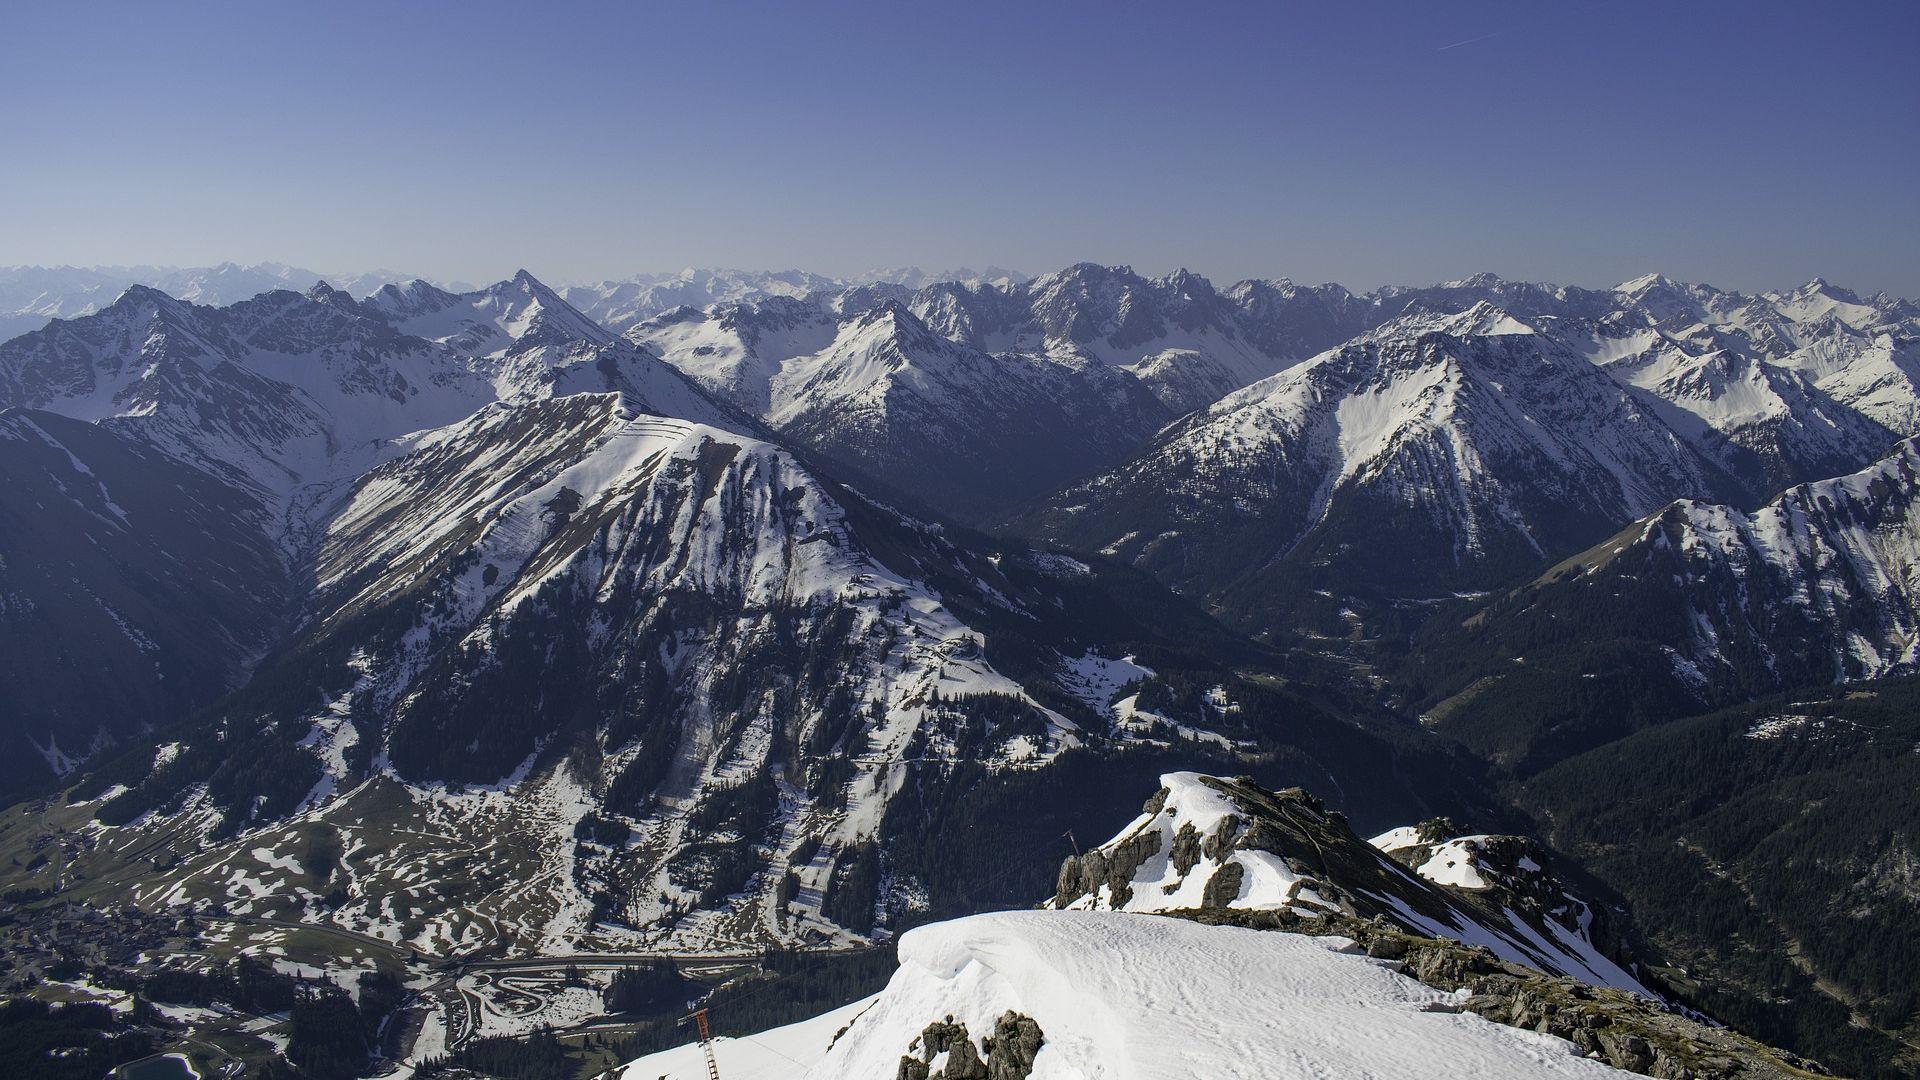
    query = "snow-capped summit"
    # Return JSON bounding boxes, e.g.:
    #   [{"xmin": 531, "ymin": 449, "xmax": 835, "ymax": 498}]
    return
[
  {"xmin": 1612, "ymin": 273, "xmax": 1725, "ymax": 326},
  {"xmin": 1012, "ymin": 262, "xmax": 1280, "ymax": 410},
  {"xmin": 59, "ymin": 376, "xmax": 1298, "ymax": 953},
  {"xmin": 1764, "ymin": 277, "xmax": 1904, "ymax": 334},
  {"xmin": 1591, "ymin": 334, "xmax": 1896, "ymax": 491},
  {"xmin": 764, "ymin": 297, "xmax": 1172, "ymax": 520},
  {"xmin": 851, "ymin": 265, "xmax": 1029, "ymax": 290},
  {"xmin": 0, "ymin": 281, "xmax": 530, "ymax": 496},
  {"xmin": 0, "ymin": 279, "xmax": 744, "ymax": 788},
  {"xmin": 363, "ymin": 277, "xmax": 463, "ymax": 319}
]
